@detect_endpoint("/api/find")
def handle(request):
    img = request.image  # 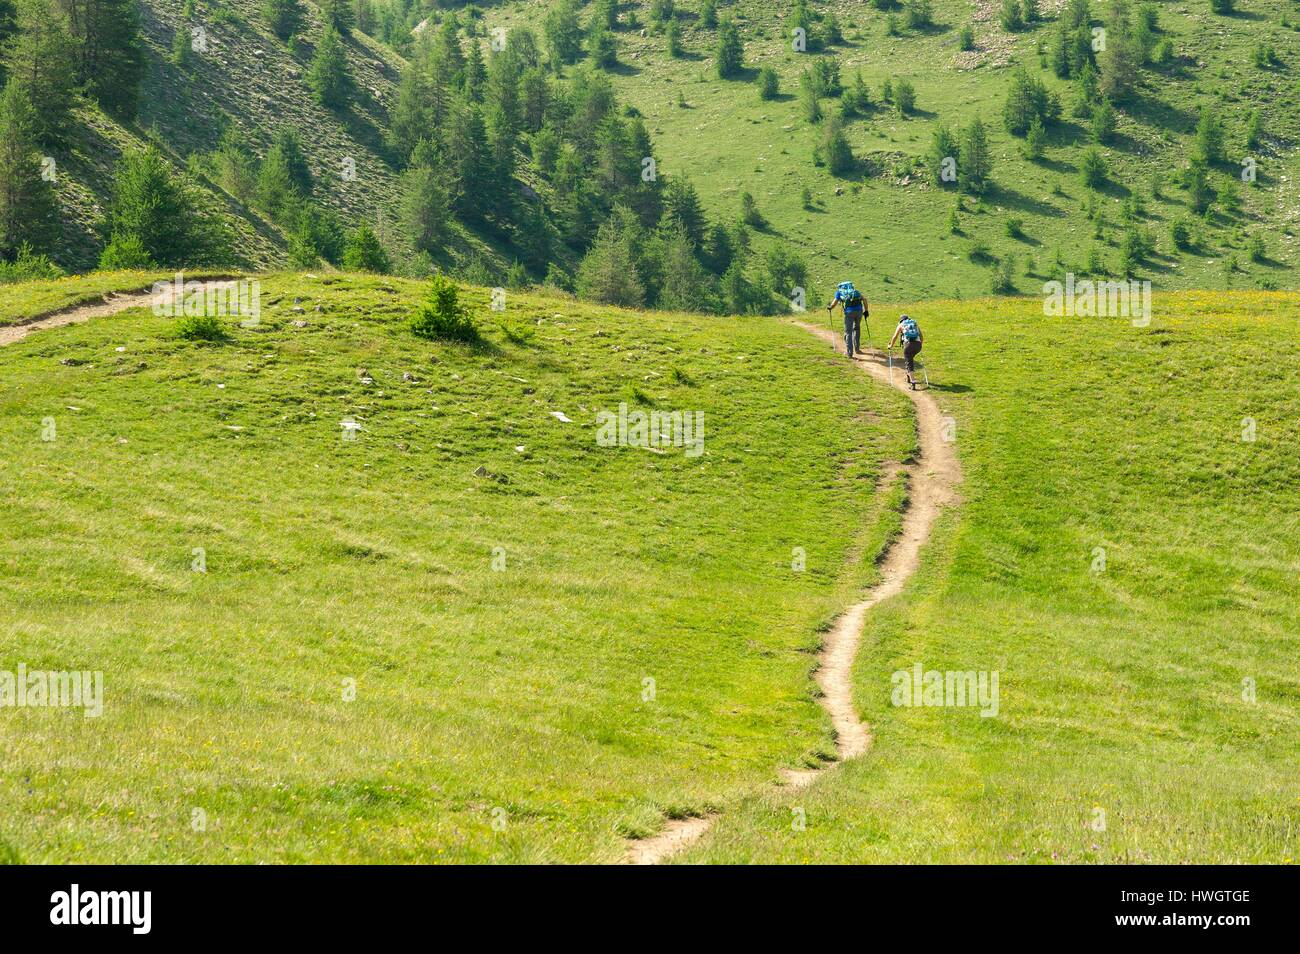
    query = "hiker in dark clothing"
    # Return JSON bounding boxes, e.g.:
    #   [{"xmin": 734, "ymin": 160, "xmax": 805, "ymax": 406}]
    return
[
  {"xmin": 827, "ymin": 281, "xmax": 868, "ymax": 358},
  {"xmin": 888, "ymin": 314, "xmax": 924, "ymax": 387}
]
